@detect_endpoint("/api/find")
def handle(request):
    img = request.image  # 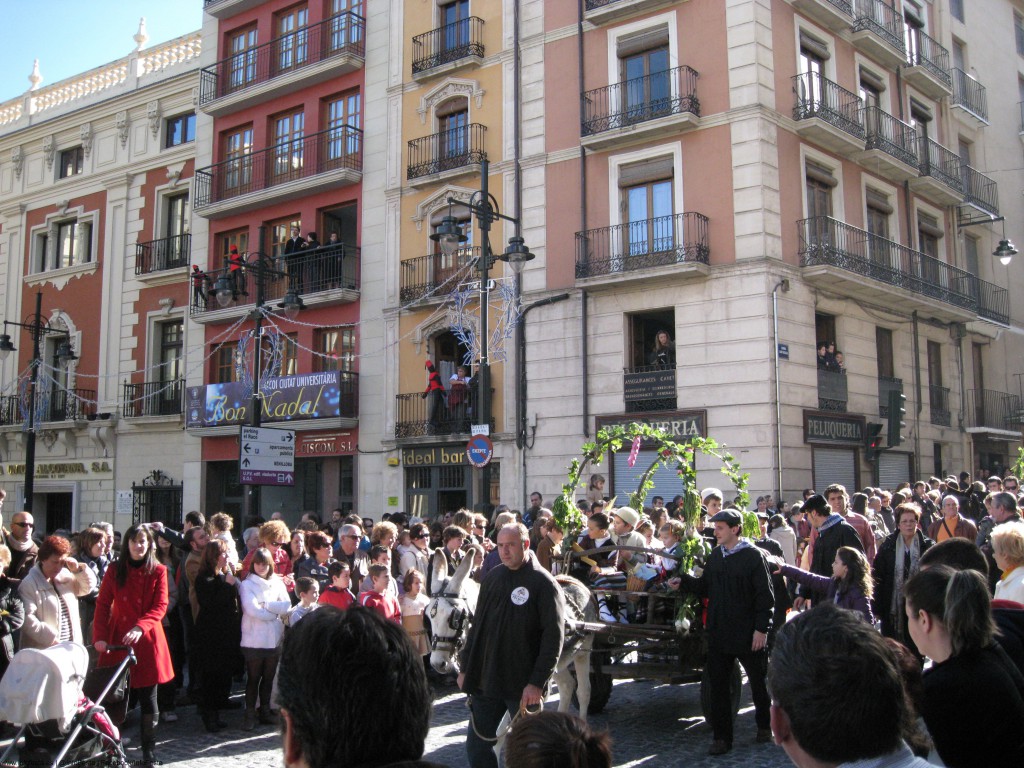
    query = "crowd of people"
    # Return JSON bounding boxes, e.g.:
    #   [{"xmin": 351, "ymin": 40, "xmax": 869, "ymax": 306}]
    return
[{"xmin": 0, "ymin": 467, "xmax": 1021, "ymax": 768}]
